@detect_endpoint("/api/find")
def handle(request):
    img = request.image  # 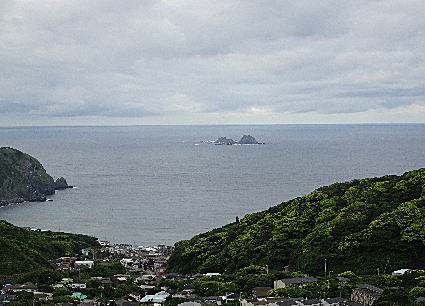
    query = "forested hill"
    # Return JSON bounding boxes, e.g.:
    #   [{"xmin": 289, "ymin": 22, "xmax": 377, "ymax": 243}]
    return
[
  {"xmin": 168, "ymin": 168, "xmax": 425, "ymax": 275},
  {"xmin": 0, "ymin": 220, "xmax": 99, "ymax": 276}
]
